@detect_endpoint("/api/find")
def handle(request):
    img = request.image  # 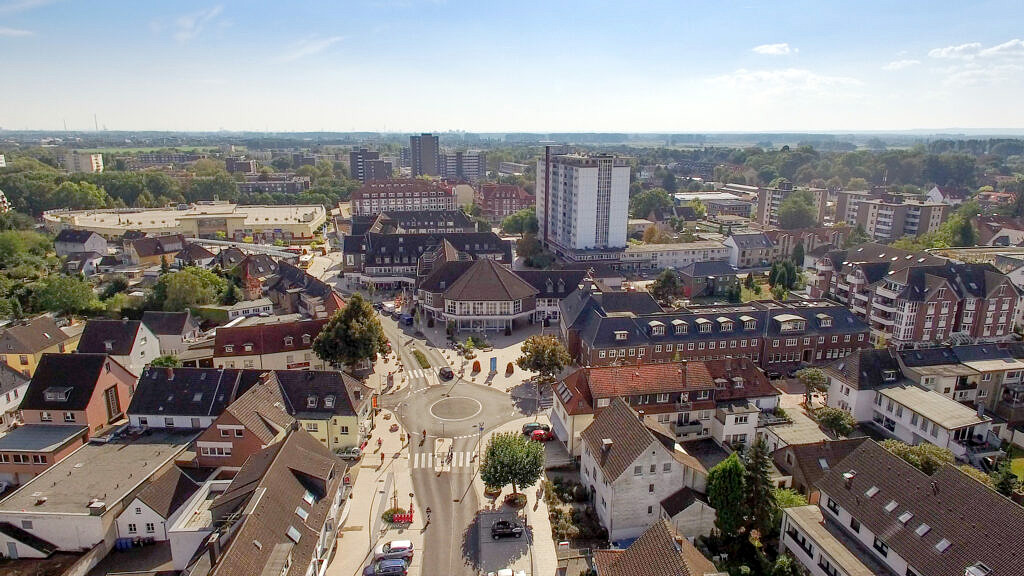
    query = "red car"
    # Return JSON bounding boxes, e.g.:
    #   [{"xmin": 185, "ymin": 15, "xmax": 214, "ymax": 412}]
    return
[{"xmin": 530, "ymin": 429, "xmax": 553, "ymax": 442}]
